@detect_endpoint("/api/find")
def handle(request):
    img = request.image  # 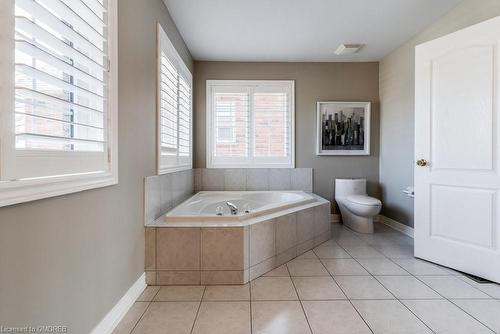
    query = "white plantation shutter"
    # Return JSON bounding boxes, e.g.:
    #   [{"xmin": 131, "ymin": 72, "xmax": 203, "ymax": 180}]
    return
[
  {"xmin": 0, "ymin": 0, "xmax": 113, "ymax": 180},
  {"xmin": 214, "ymin": 91, "xmax": 249, "ymax": 158},
  {"xmin": 157, "ymin": 24, "xmax": 192, "ymax": 174},
  {"xmin": 207, "ymin": 80, "xmax": 294, "ymax": 168},
  {"xmin": 0, "ymin": 0, "xmax": 117, "ymax": 206}
]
